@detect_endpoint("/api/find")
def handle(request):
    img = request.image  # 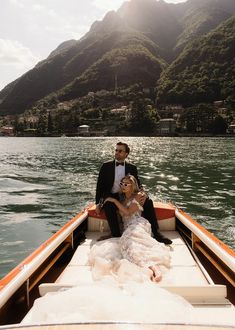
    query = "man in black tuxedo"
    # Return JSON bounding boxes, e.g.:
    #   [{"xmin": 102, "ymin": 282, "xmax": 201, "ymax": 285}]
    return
[{"xmin": 95, "ymin": 142, "xmax": 172, "ymax": 245}]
